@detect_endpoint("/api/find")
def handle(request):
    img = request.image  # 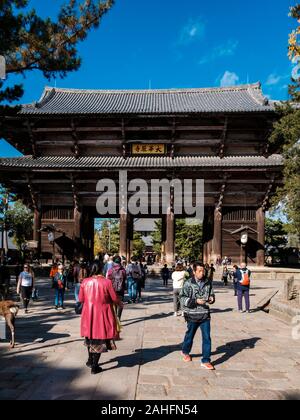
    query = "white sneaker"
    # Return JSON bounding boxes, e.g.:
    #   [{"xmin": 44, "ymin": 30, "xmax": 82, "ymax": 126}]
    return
[
  {"xmin": 181, "ymin": 312, "xmax": 185, "ymax": 317},
  {"xmin": 174, "ymin": 312, "xmax": 178, "ymax": 317}
]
